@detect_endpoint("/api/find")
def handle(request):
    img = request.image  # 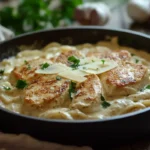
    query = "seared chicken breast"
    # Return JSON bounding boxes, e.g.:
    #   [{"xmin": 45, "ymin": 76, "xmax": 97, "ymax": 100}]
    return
[
  {"xmin": 53, "ymin": 50, "xmax": 83, "ymax": 66},
  {"xmin": 100, "ymin": 62, "xmax": 149, "ymax": 98},
  {"xmin": 87, "ymin": 50, "xmax": 131, "ymax": 62},
  {"xmin": 22, "ymin": 75, "xmax": 70, "ymax": 110},
  {"xmin": 70, "ymin": 74, "xmax": 102, "ymax": 113},
  {"xmin": 13, "ymin": 58, "xmax": 52, "ymax": 83}
]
